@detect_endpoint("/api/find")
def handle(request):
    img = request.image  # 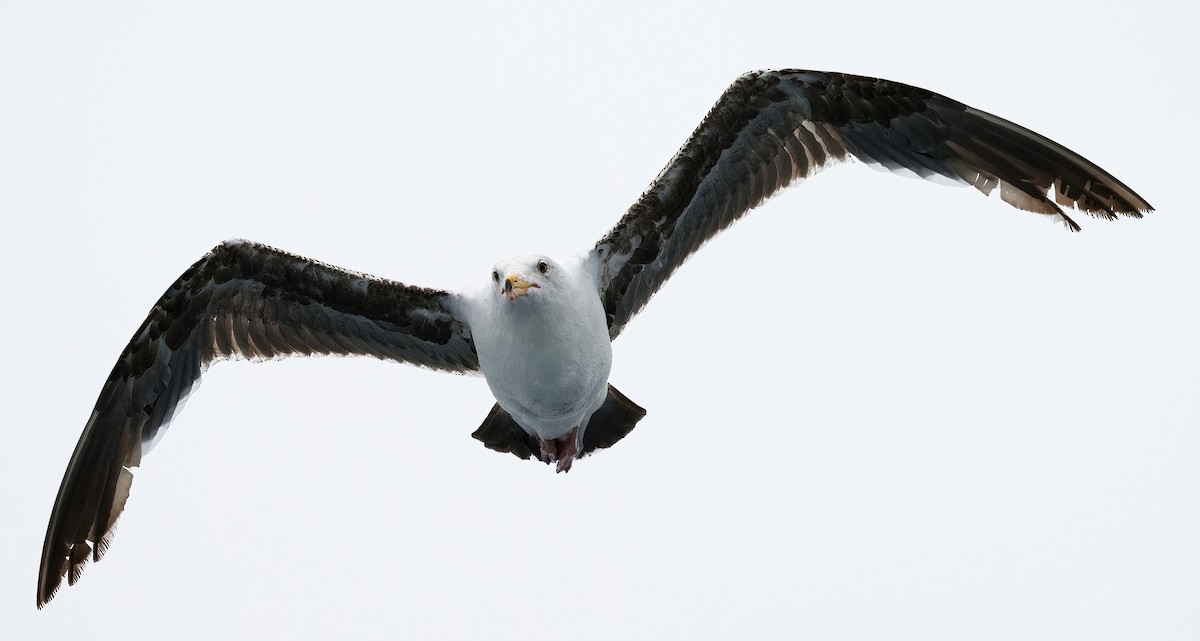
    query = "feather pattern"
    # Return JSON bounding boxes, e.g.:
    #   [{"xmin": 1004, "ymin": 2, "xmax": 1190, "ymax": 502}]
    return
[
  {"xmin": 593, "ymin": 69, "xmax": 1154, "ymax": 338},
  {"xmin": 37, "ymin": 239, "xmax": 477, "ymax": 607},
  {"xmin": 37, "ymin": 69, "xmax": 1156, "ymax": 609}
]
